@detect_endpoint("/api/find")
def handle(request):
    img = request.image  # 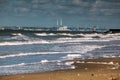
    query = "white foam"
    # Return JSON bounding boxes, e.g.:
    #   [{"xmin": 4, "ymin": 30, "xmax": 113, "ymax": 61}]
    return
[
  {"xmin": 0, "ymin": 51, "xmax": 83, "ymax": 59},
  {"xmin": 0, "ymin": 52, "xmax": 65, "ymax": 59},
  {"xmin": 35, "ymin": 33, "xmax": 56, "ymax": 36},
  {"xmin": 41, "ymin": 60, "xmax": 49, "ymax": 63},
  {"xmin": 0, "ymin": 33, "xmax": 119, "ymax": 60},
  {"xmin": 35, "ymin": 33, "xmax": 49, "ymax": 36},
  {"xmin": 1, "ymin": 33, "xmax": 120, "ymax": 46},
  {"xmin": 0, "ymin": 40, "xmax": 49, "ymax": 46},
  {"xmin": 62, "ymin": 54, "xmax": 81, "ymax": 60},
  {"xmin": 70, "ymin": 66, "xmax": 75, "ymax": 69},
  {"xmin": 65, "ymin": 61, "xmax": 74, "ymax": 65},
  {"xmin": 76, "ymin": 61, "xmax": 85, "ymax": 63},
  {"xmin": 108, "ymin": 62, "xmax": 114, "ymax": 65},
  {"xmin": 51, "ymin": 44, "xmax": 105, "ymax": 54},
  {"xmin": 76, "ymin": 60, "xmax": 119, "ymax": 65},
  {"xmin": 85, "ymin": 61, "xmax": 115, "ymax": 65},
  {"xmin": 12, "ymin": 33, "xmax": 22, "ymax": 36},
  {"xmin": 0, "ymin": 63, "xmax": 25, "ymax": 68},
  {"xmin": 100, "ymin": 33, "xmax": 120, "ymax": 40},
  {"xmin": 0, "ymin": 33, "xmax": 120, "ymax": 45},
  {"xmin": 58, "ymin": 33, "xmax": 74, "ymax": 36},
  {"xmin": 0, "ymin": 38, "xmax": 108, "ymax": 46},
  {"xmin": 11, "ymin": 33, "xmax": 29, "ymax": 40}
]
